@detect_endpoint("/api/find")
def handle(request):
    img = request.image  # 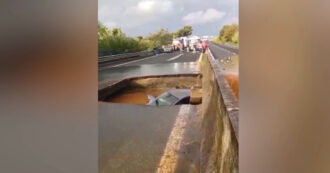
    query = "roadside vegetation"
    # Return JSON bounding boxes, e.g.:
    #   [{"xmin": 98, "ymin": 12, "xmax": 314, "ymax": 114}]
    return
[
  {"xmin": 98, "ymin": 21, "xmax": 193, "ymax": 56},
  {"xmin": 214, "ymin": 23, "xmax": 239, "ymax": 46}
]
